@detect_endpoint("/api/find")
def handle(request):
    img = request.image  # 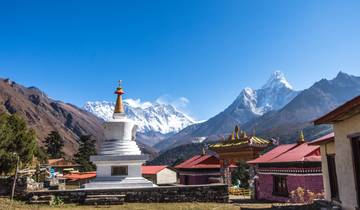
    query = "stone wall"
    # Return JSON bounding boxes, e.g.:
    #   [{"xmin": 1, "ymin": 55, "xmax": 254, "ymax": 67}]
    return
[
  {"xmin": 25, "ymin": 184, "xmax": 228, "ymax": 203},
  {"xmin": 256, "ymin": 174, "xmax": 324, "ymax": 202}
]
